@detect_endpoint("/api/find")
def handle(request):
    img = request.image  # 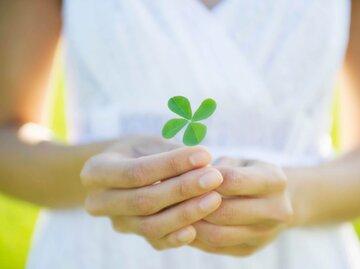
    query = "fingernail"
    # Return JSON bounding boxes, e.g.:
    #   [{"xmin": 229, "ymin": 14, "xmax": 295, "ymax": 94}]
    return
[
  {"xmin": 199, "ymin": 193, "xmax": 220, "ymax": 212},
  {"xmin": 198, "ymin": 171, "xmax": 223, "ymax": 189},
  {"xmin": 189, "ymin": 151, "xmax": 210, "ymax": 166},
  {"xmin": 177, "ymin": 228, "xmax": 194, "ymax": 242}
]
